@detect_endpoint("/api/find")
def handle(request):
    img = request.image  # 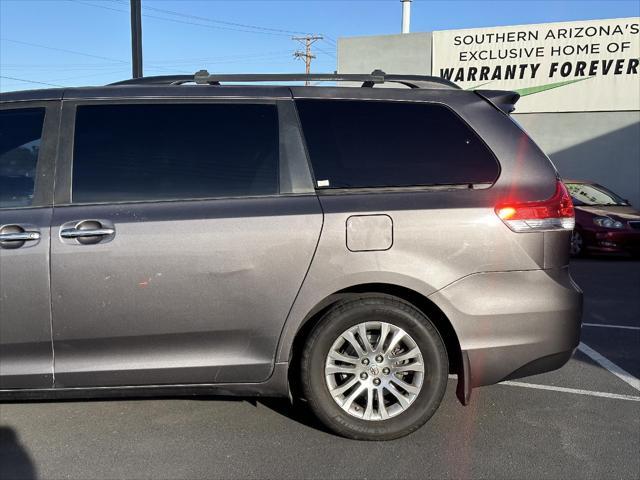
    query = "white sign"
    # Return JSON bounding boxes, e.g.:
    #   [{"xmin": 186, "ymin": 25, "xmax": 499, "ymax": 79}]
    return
[{"xmin": 432, "ymin": 18, "xmax": 640, "ymax": 113}]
